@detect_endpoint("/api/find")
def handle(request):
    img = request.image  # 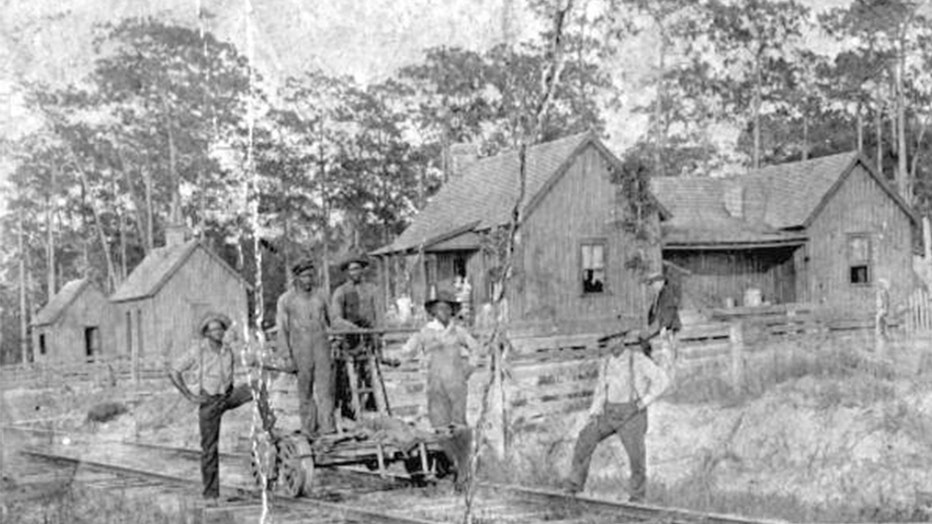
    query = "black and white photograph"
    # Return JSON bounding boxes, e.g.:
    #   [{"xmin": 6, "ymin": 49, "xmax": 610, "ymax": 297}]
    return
[{"xmin": 3, "ymin": 0, "xmax": 932, "ymax": 522}]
